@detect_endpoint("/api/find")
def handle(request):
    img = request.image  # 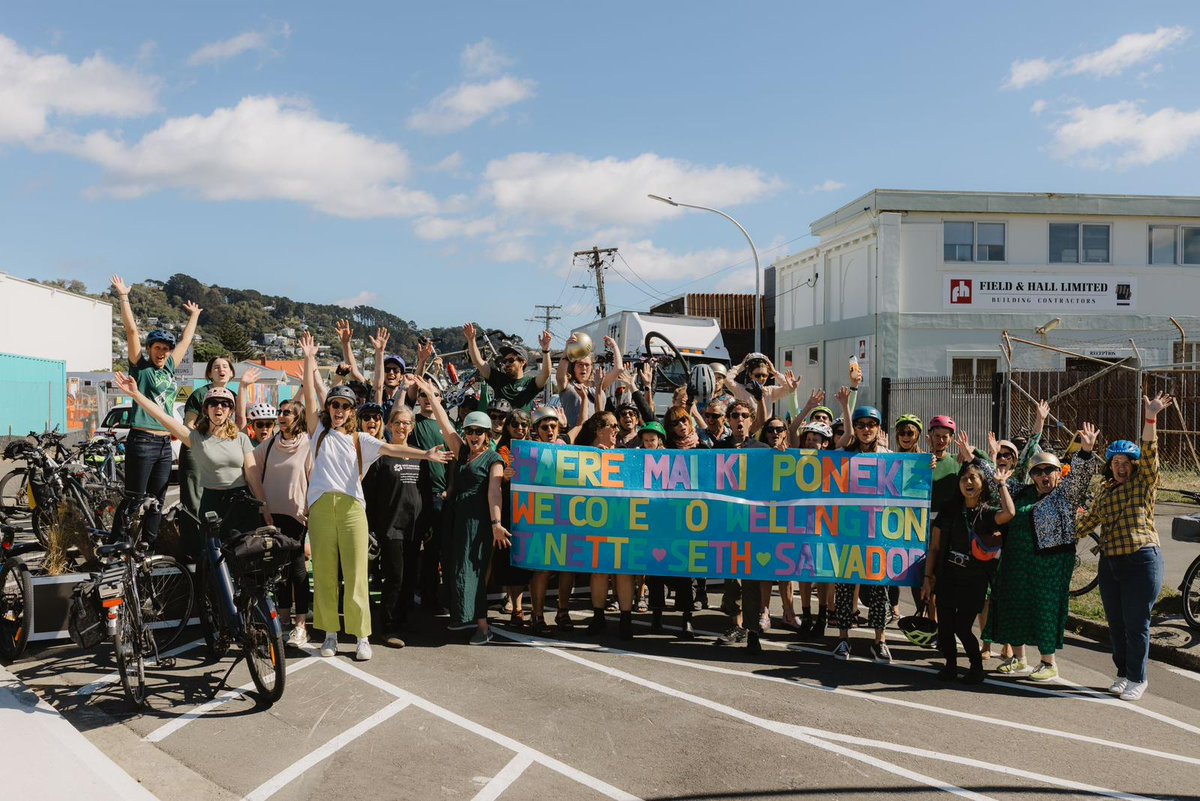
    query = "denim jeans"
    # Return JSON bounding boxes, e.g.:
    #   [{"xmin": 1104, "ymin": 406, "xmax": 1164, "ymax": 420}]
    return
[
  {"xmin": 1097, "ymin": 546, "xmax": 1163, "ymax": 684},
  {"xmin": 123, "ymin": 430, "xmax": 173, "ymax": 539}
]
